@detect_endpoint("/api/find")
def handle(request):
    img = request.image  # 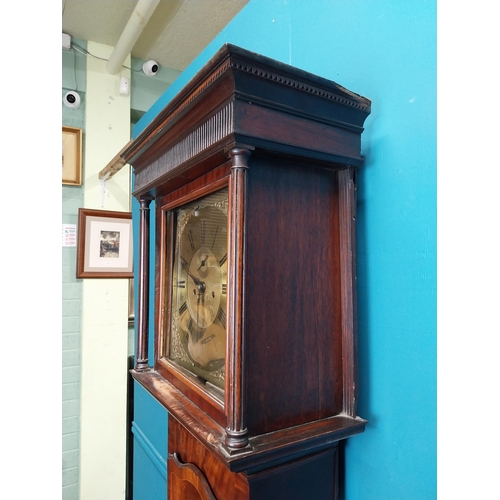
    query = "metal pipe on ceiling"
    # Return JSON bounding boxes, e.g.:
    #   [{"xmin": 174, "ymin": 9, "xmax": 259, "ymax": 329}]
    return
[{"xmin": 106, "ymin": 0, "xmax": 161, "ymax": 75}]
